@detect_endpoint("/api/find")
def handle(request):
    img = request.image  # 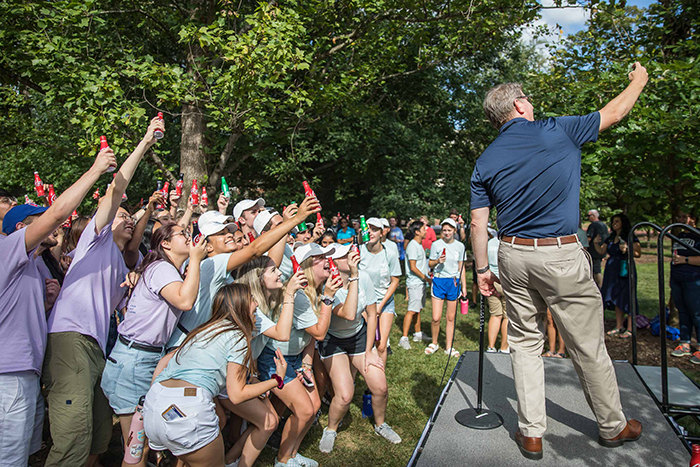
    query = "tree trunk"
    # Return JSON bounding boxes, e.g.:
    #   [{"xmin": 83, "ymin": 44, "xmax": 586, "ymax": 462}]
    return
[{"xmin": 180, "ymin": 103, "xmax": 208, "ymax": 208}]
